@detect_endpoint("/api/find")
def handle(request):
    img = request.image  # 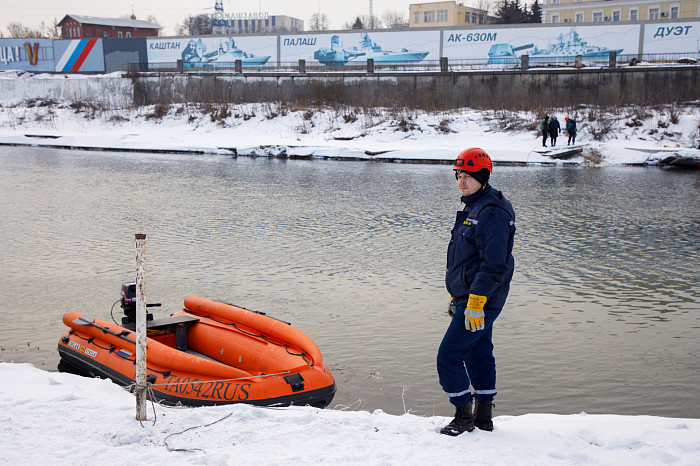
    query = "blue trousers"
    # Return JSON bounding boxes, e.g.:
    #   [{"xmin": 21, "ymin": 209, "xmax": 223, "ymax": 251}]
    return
[{"xmin": 437, "ymin": 302, "xmax": 502, "ymax": 407}]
